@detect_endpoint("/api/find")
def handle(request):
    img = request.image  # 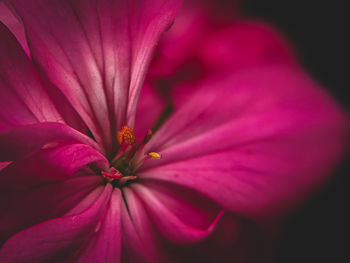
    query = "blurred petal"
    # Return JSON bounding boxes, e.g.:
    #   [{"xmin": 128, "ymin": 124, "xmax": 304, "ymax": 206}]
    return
[
  {"xmin": 148, "ymin": 4, "xmax": 210, "ymax": 79},
  {"xmin": 0, "ymin": 162, "xmax": 10, "ymax": 171},
  {"xmin": 168, "ymin": 212, "xmax": 276, "ymax": 263},
  {"xmin": 195, "ymin": 20, "xmax": 297, "ymax": 74},
  {"xmin": 7, "ymin": 0, "xmax": 182, "ymax": 154},
  {"xmin": 0, "ymin": 22, "xmax": 62, "ymax": 130},
  {"xmin": 149, "ymin": 15, "xmax": 301, "ymax": 119},
  {"xmin": 134, "ymin": 82, "xmax": 165, "ymax": 139},
  {"xmin": 0, "ymin": 122, "xmax": 100, "ymax": 161},
  {"xmin": 150, "ymin": 12, "xmax": 297, "ymax": 96},
  {"xmin": 0, "ymin": 184, "xmax": 112, "ymax": 263},
  {"xmin": 140, "ymin": 66, "xmax": 347, "ymax": 218}
]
